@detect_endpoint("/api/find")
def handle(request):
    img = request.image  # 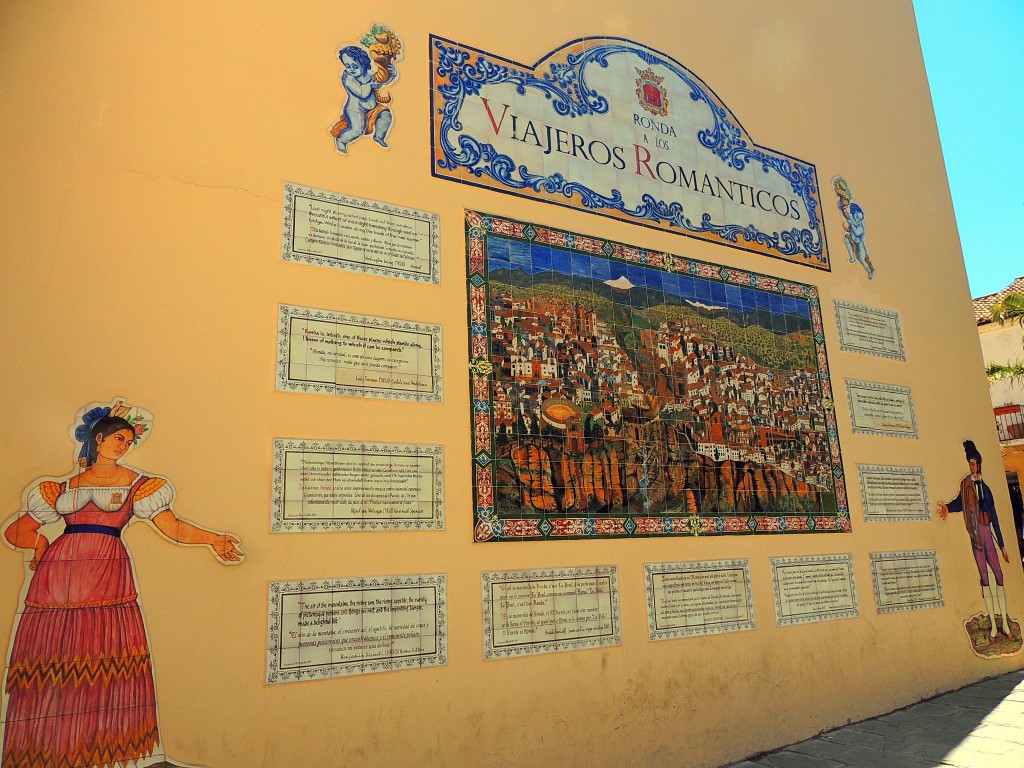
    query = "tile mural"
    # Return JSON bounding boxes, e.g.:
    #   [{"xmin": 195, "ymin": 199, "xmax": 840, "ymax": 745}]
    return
[{"xmin": 468, "ymin": 212, "xmax": 849, "ymax": 542}]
